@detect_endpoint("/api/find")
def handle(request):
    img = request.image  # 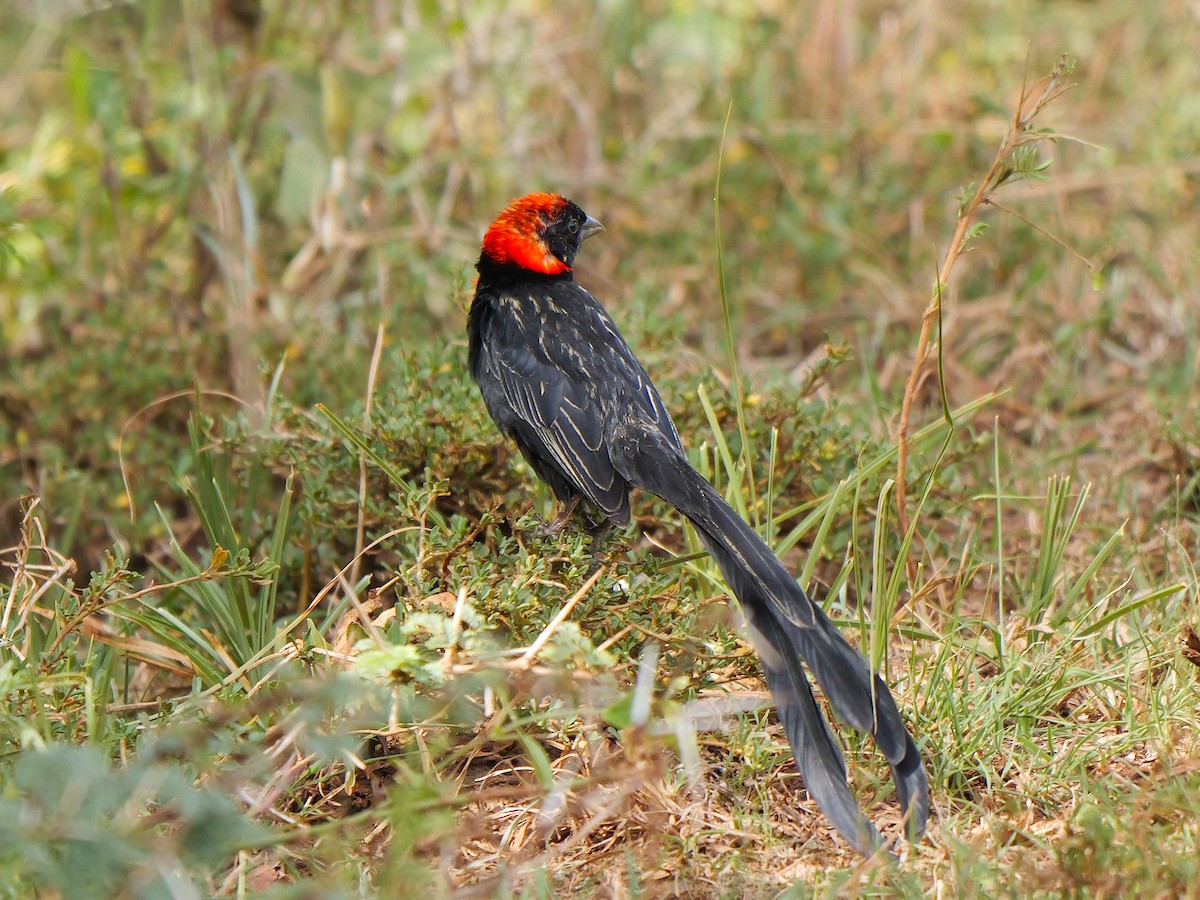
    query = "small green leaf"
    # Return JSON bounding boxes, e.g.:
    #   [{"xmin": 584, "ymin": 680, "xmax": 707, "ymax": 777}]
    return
[
  {"xmin": 517, "ymin": 733, "xmax": 556, "ymax": 789},
  {"xmin": 602, "ymin": 692, "xmax": 635, "ymax": 730}
]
